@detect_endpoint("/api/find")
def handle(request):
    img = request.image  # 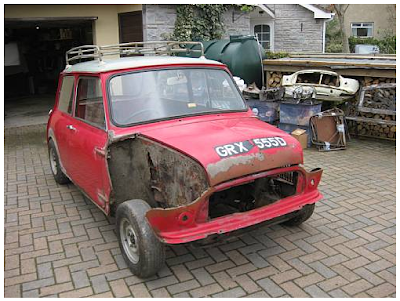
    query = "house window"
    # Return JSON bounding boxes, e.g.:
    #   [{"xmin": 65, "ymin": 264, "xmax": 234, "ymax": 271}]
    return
[
  {"xmin": 351, "ymin": 23, "xmax": 373, "ymax": 38},
  {"xmin": 254, "ymin": 24, "xmax": 271, "ymax": 50}
]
